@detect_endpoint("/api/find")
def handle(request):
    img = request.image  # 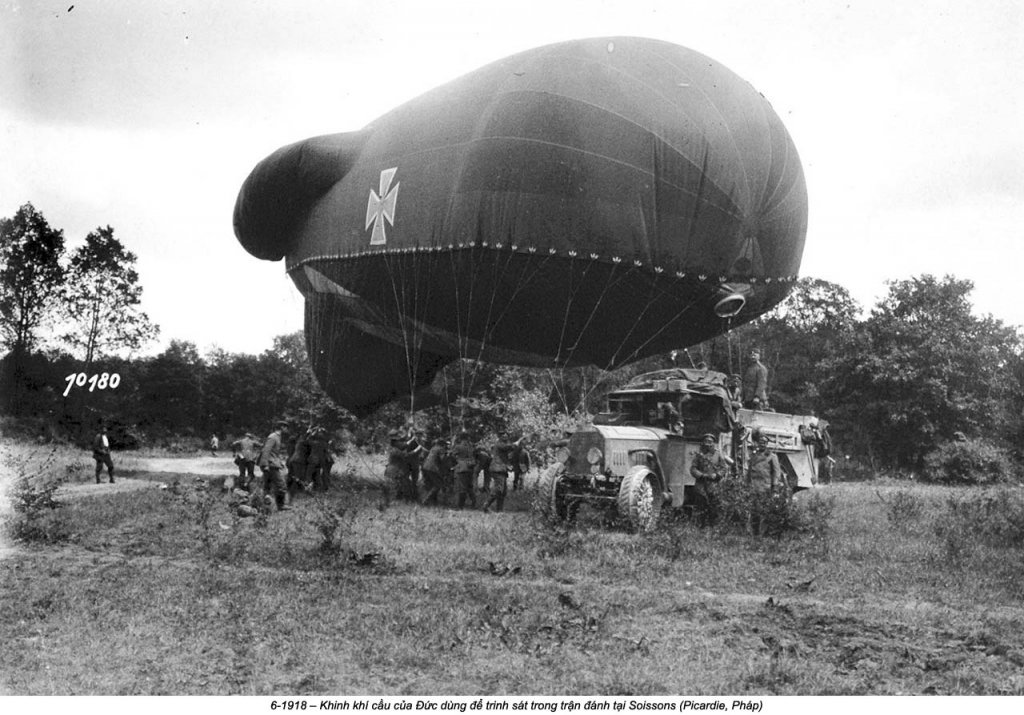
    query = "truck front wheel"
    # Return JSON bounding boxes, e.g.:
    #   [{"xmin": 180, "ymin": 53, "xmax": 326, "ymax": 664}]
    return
[{"xmin": 617, "ymin": 468, "xmax": 661, "ymax": 532}]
